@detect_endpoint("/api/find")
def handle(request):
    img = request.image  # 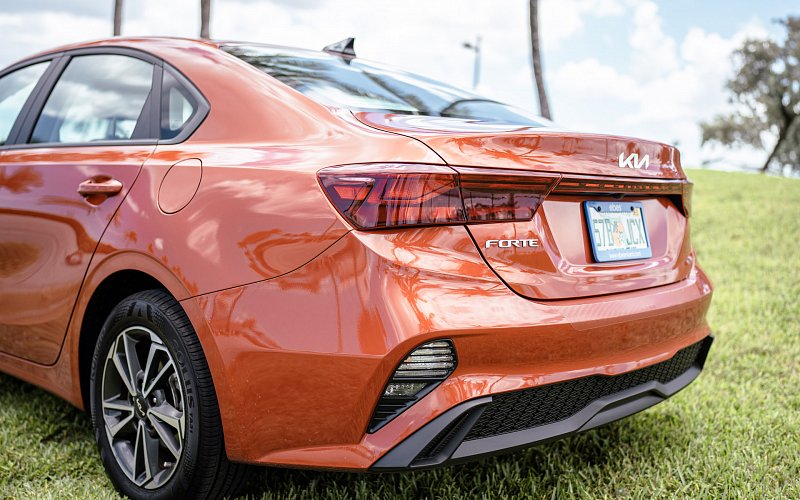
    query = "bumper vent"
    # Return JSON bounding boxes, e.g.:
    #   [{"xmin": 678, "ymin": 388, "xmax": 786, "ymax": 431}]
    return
[
  {"xmin": 464, "ymin": 339, "xmax": 707, "ymax": 441},
  {"xmin": 368, "ymin": 340, "xmax": 457, "ymax": 433}
]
